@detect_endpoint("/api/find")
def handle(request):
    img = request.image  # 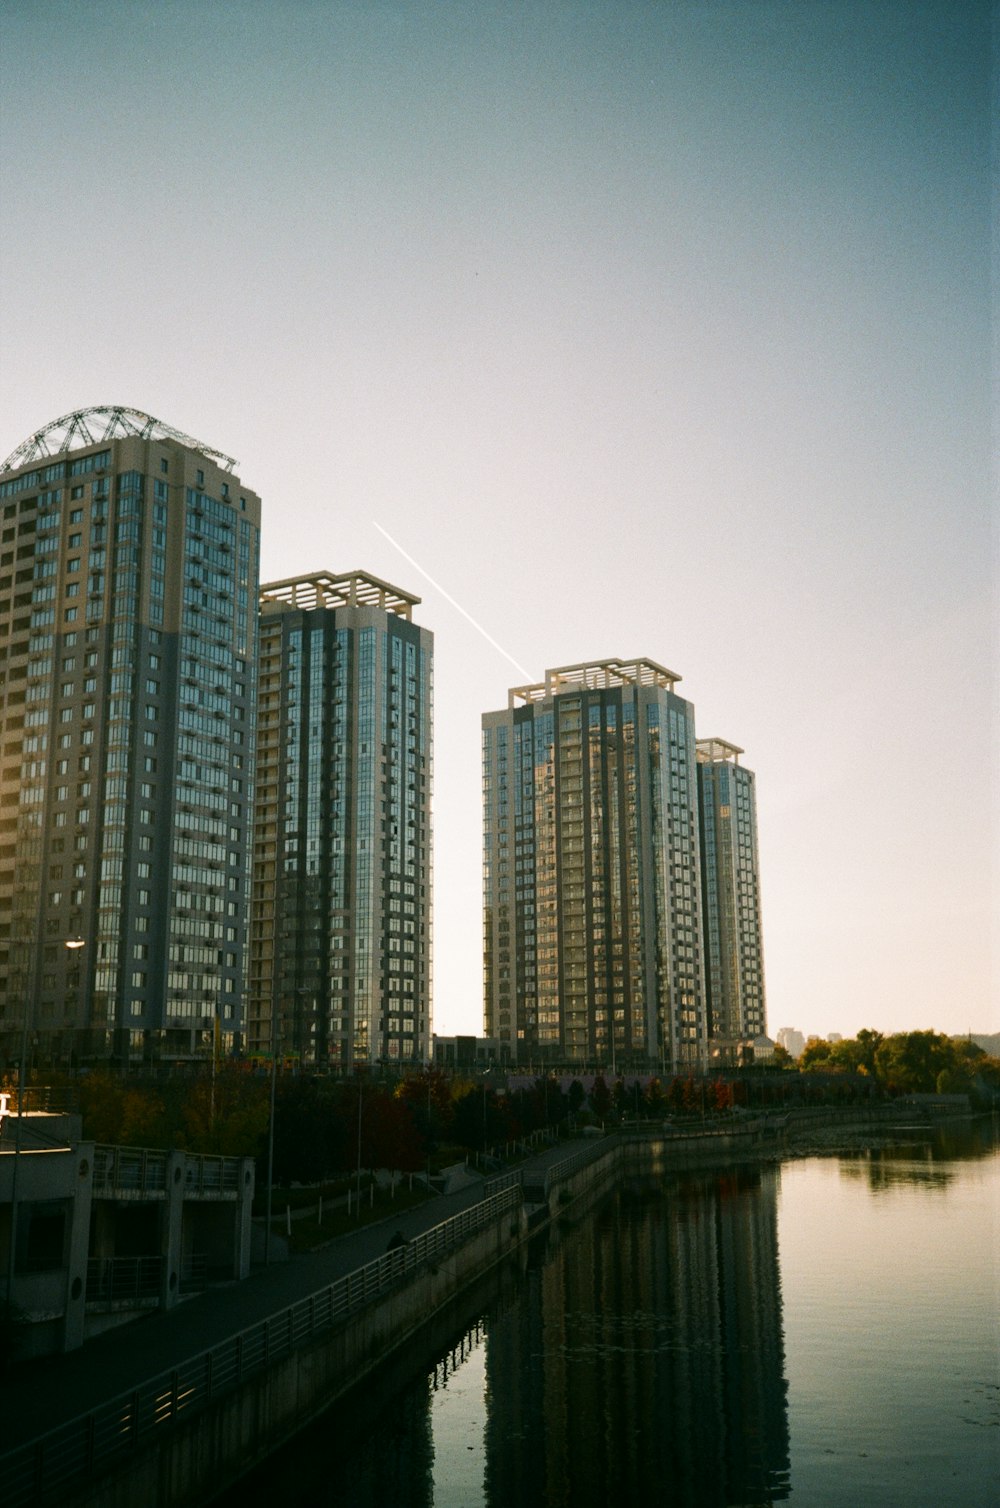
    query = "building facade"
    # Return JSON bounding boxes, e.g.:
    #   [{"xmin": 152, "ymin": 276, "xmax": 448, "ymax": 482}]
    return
[
  {"xmin": 0, "ymin": 407, "xmax": 261, "ymax": 1070},
  {"xmin": 696, "ymin": 738, "xmax": 766, "ymax": 1056},
  {"xmin": 482, "ymin": 660, "xmax": 707, "ymax": 1071},
  {"xmin": 0, "ymin": 1104, "xmax": 254, "ymax": 1359},
  {"xmin": 249, "ymin": 572, "xmax": 433, "ymax": 1069}
]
